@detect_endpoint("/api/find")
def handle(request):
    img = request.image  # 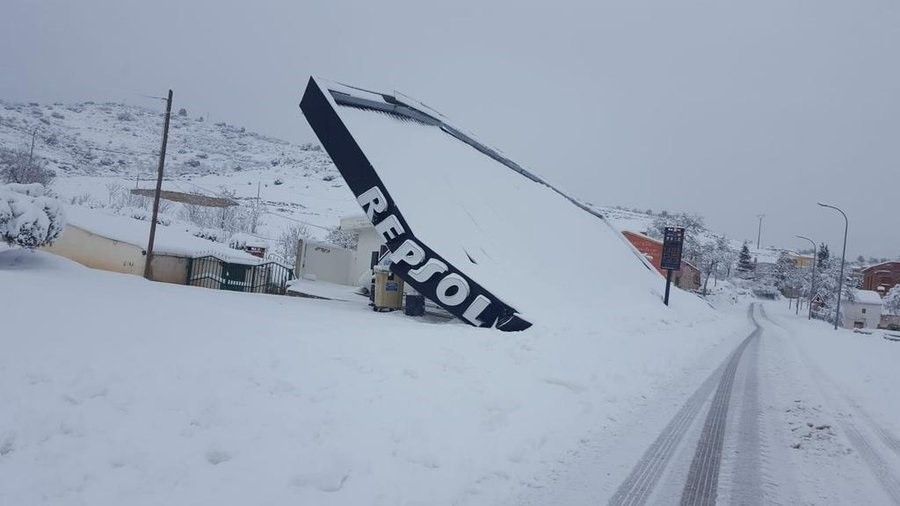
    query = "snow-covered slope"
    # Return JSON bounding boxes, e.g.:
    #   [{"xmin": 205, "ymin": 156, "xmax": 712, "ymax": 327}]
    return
[
  {"xmin": 0, "ymin": 99, "xmax": 360, "ymax": 240},
  {"xmin": 0, "ymin": 247, "xmax": 747, "ymax": 505},
  {"xmin": 0, "ymin": 99, "xmax": 334, "ymax": 178}
]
